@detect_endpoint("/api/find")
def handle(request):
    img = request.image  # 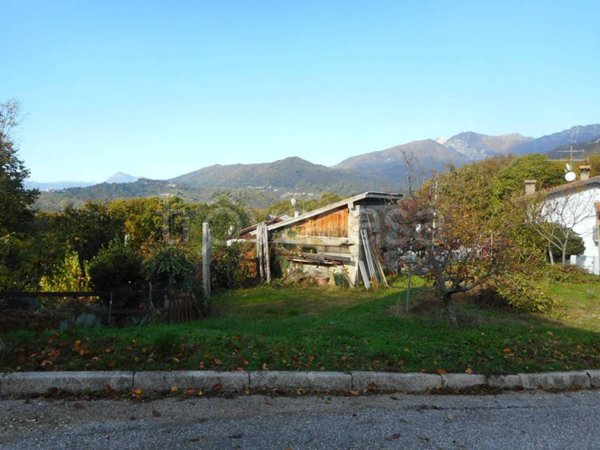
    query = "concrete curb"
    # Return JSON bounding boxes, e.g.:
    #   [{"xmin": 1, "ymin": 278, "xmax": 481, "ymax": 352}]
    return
[
  {"xmin": 250, "ymin": 371, "xmax": 352, "ymax": 392},
  {"xmin": 1, "ymin": 370, "xmax": 599, "ymax": 397},
  {"xmin": 352, "ymin": 372, "xmax": 441, "ymax": 393},
  {"xmin": 0, "ymin": 371, "xmax": 134, "ymax": 397}
]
